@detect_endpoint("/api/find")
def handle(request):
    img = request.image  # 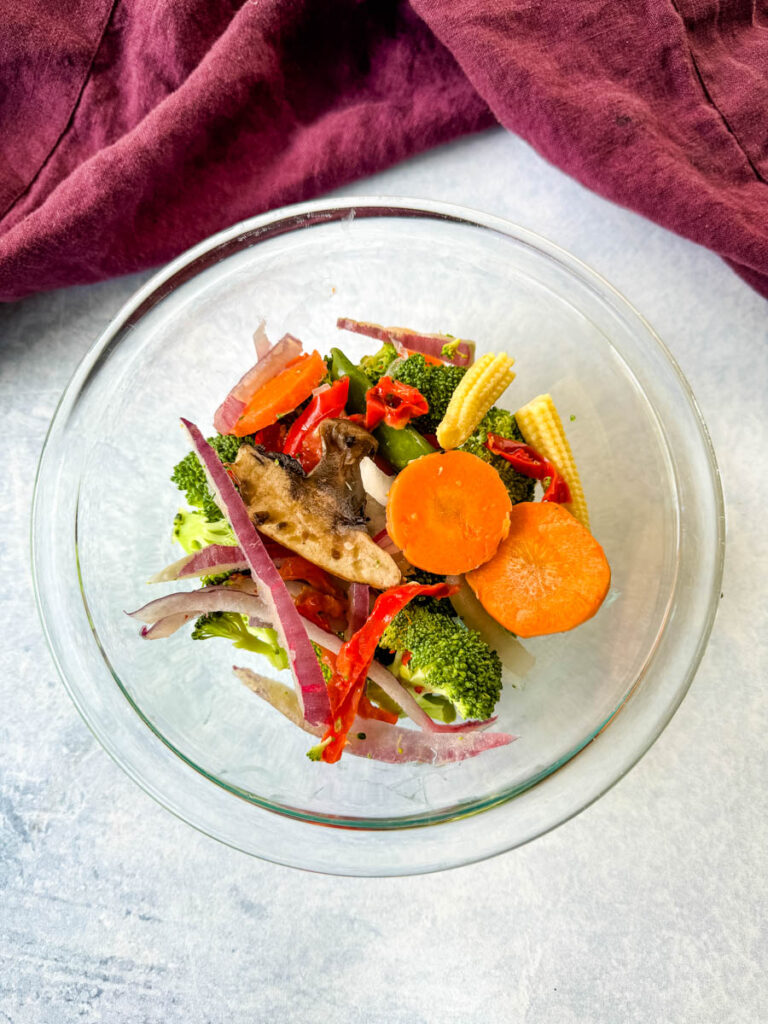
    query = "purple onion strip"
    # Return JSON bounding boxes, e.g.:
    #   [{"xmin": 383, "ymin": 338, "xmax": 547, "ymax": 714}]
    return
[{"xmin": 180, "ymin": 418, "xmax": 330, "ymax": 726}]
